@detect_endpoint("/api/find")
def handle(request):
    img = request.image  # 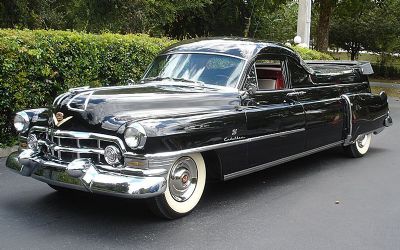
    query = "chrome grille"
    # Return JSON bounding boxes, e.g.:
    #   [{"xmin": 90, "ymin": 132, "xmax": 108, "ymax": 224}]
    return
[
  {"xmin": 29, "ymin": 126, "xmax": 126, "ymax": 166},
  {"xmin": 53, "ymin": 137, "xmax": 105, "ymax": 164}
]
